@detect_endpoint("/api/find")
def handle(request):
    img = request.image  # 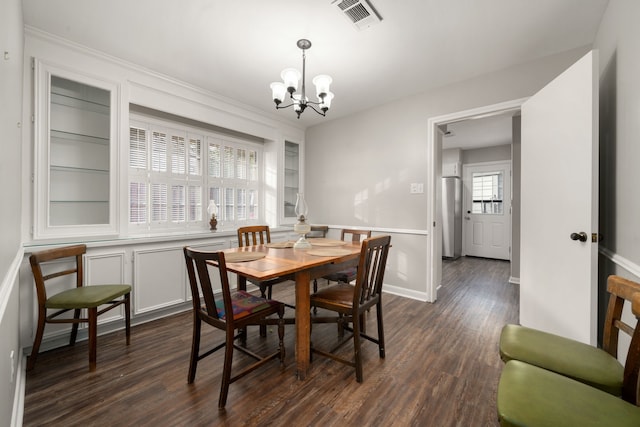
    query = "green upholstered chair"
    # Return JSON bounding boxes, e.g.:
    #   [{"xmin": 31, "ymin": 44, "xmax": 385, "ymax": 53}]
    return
[
  {"xmin": 183, "ymin": 247, "xmax": 285, "ymax": 409},
  {"xmin": 499, "ymin": 275, "xmax": 640, "ymax": 395},
  {"xmin": 497, "ymin": 292, "xmax": 640, "ymax": 426},
  {"xmin": 28, "ymin": 244, "xmax": 131, "ymax": 371}
]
